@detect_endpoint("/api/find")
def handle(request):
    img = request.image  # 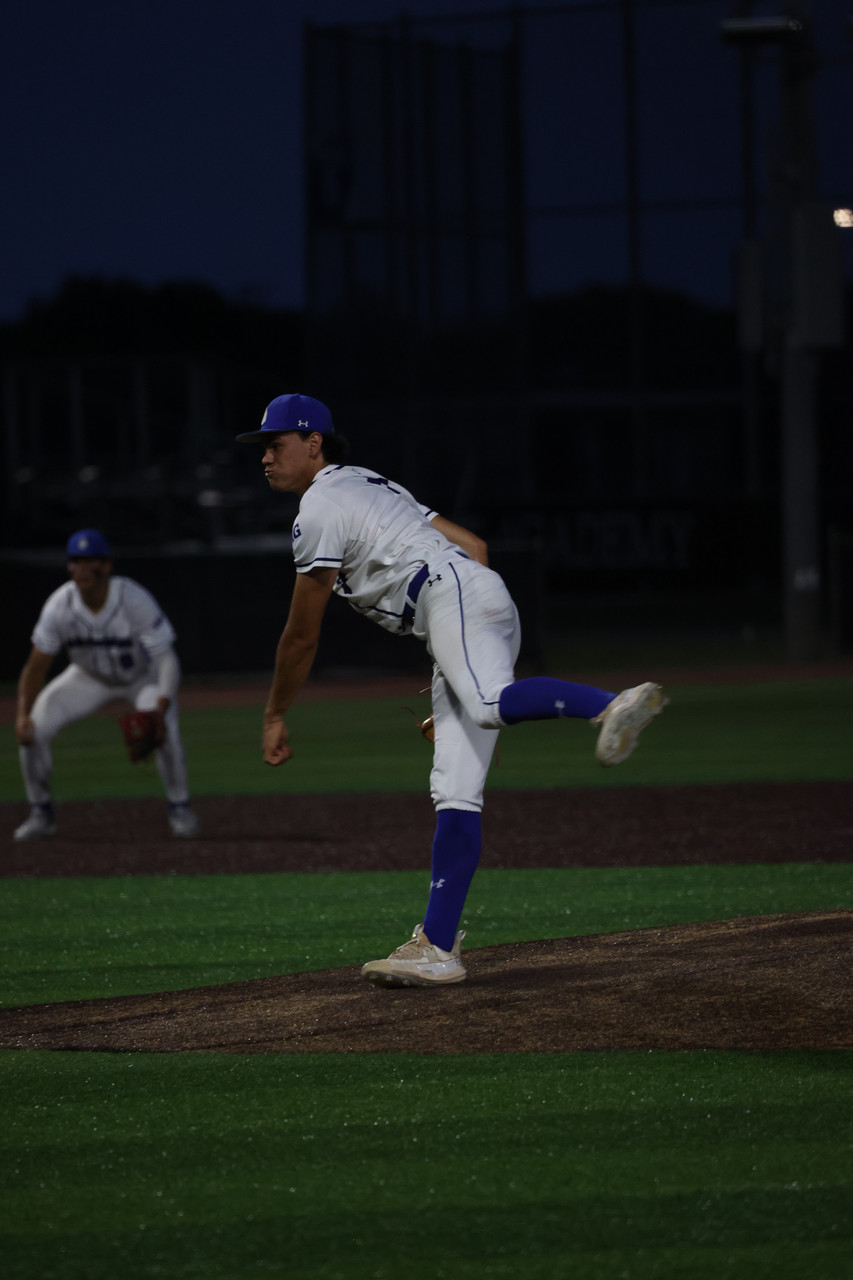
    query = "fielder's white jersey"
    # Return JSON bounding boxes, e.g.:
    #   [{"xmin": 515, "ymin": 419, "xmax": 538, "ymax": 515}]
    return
[
  {"xmin": 293, "ymin": 465, "xmax": 464, "ymax": 633},
  {"xmin": 31, "ymin": 576, "xmax": 177, "ymax": 686}
]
